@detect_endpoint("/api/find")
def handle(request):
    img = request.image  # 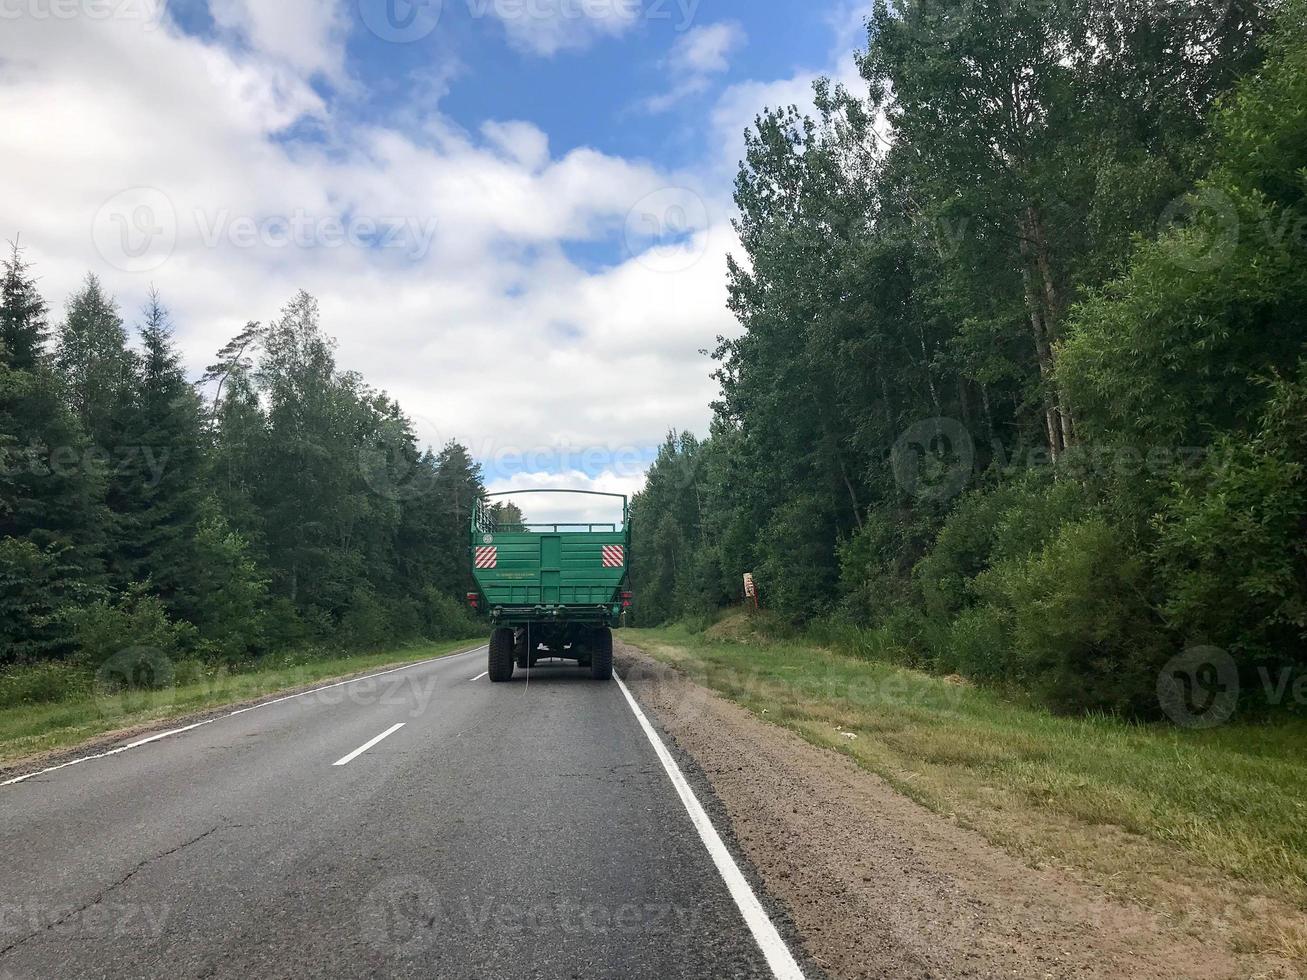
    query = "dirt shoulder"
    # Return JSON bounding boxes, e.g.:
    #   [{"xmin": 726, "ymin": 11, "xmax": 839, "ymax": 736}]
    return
[{"xmin": 616, "ymin": 641, "xmax": 1299, "ymax": 980}]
